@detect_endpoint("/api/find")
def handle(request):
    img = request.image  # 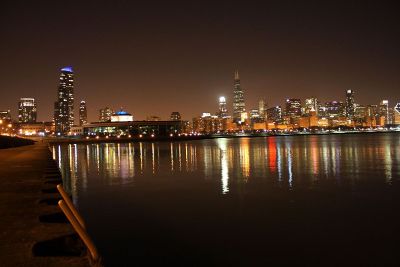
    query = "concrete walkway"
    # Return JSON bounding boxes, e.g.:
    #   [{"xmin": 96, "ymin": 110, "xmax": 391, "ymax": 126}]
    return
[{"xmin": 0, "ymin": 143, "xmax": 90, "ymax": 266}]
